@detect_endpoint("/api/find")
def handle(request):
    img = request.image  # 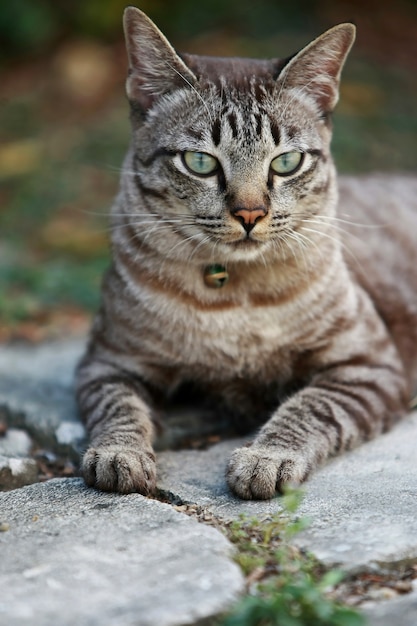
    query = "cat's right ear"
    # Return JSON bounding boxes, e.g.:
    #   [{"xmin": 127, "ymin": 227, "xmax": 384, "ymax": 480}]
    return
[
  {"xmin": 123, "ymin": 7, "xmax": 197, "ymax": 113},
  {"xmin": 277, "ymin": 23, "xmax": 356, "ymax": 116}
]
